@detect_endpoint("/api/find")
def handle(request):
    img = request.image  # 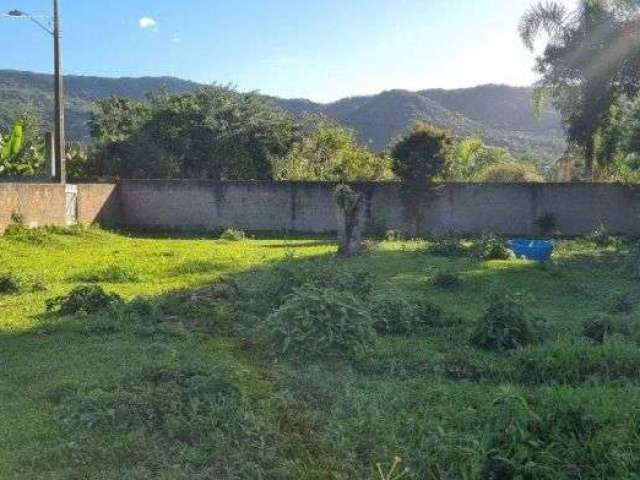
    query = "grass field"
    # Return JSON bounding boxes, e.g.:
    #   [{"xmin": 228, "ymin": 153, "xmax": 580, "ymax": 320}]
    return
[{"xmin": 1, "ymin": 227, "xmax": 640, "ymax": 479}]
